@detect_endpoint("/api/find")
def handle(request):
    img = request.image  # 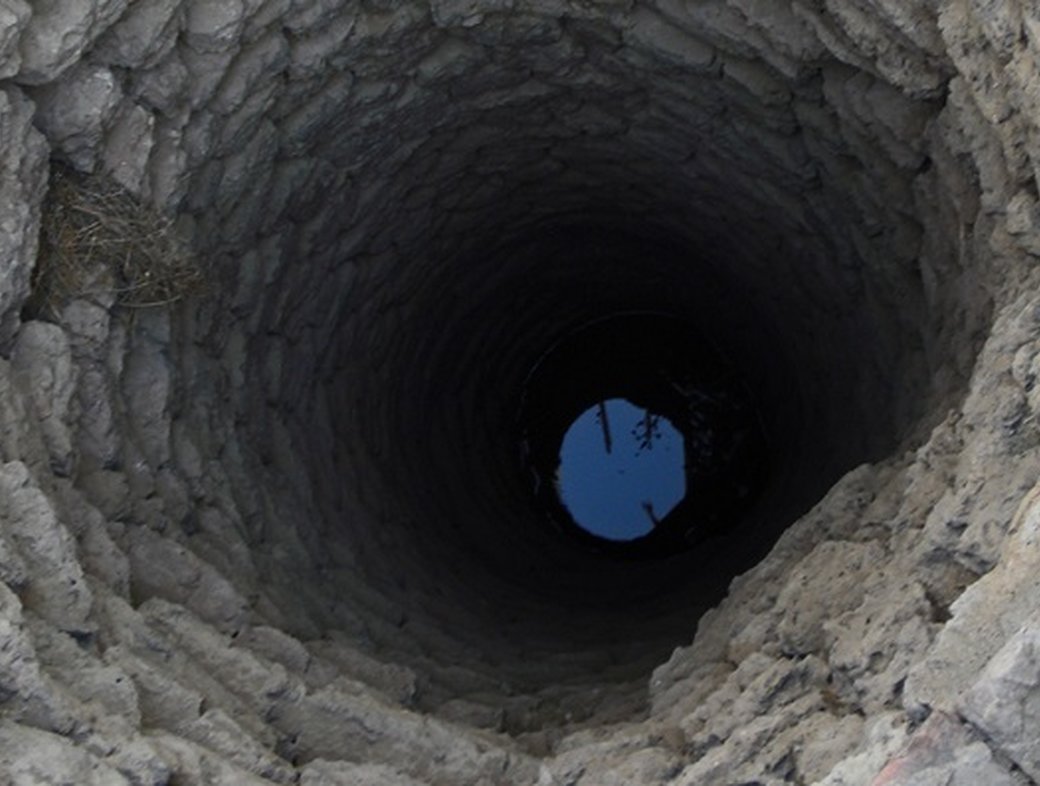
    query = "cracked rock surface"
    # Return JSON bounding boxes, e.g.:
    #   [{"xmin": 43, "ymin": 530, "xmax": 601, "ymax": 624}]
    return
[{"xmin": 3, "ymin": 1, "xmax": 1040, "ymax": 784}]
